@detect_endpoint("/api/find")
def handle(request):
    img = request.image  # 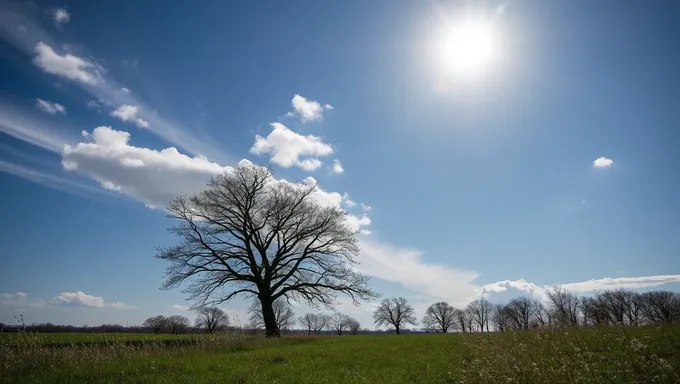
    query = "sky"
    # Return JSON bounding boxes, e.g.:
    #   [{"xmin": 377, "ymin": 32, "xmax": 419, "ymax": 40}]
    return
[{"xmin": 0, "ymin": 0, "xmax": 679, "ymax": 330}]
